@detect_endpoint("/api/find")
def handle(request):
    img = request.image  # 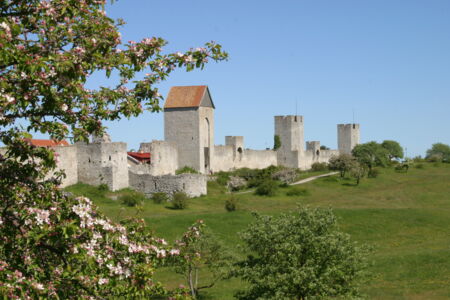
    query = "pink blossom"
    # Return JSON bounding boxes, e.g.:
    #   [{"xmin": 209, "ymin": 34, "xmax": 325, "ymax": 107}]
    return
[{"xmin": 169, "ymin": 249, "xmax": 180, "ymax": 256}]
